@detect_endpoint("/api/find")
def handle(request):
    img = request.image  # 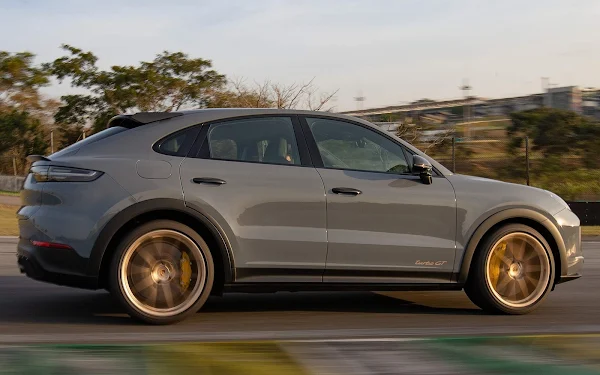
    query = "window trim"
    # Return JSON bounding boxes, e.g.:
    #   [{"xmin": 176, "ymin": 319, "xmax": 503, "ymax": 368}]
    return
[
  {"xmin": 191, "ymin": 114, "xmax": 312, "ymax": 168},
  {"xmin": 299, "ymin": 115, "xmax": 442, "ymax": 177},
  {"xmin": 152, "ymin": 125, "xmax": 201, "ymax": 157}
]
